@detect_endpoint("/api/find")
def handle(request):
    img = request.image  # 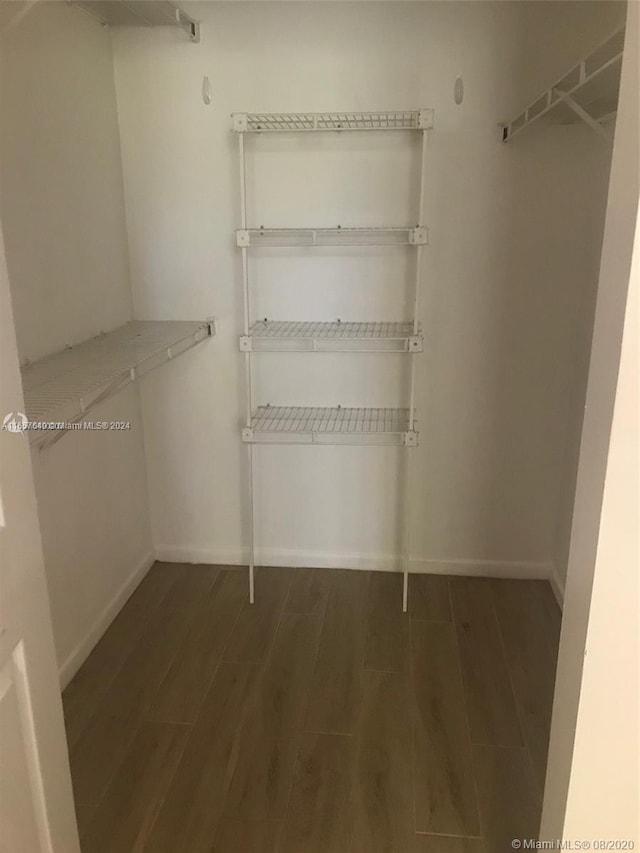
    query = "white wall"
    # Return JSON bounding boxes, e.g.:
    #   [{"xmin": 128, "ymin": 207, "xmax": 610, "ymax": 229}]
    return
[
  {"xmin": 0, "ymin": 1, "xmax": 132, "ymax": 362},
  {"xmin": 112, "ymin": 1, "xmax": 620, "ymax": 578},
  {"xmin": 541, "ymin": 3, "xmax": 639, "ymax": 840},
  {"xmin": 513, "ymin": 1, "xmax": 627, "ymax": 600},
  {"xmin": 0, "ymin": 2, "xmax": 153, "ymax": 682},
  {"xmin": 564, "ymin": 203, "xmax": 638, "ymax": 845}
]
